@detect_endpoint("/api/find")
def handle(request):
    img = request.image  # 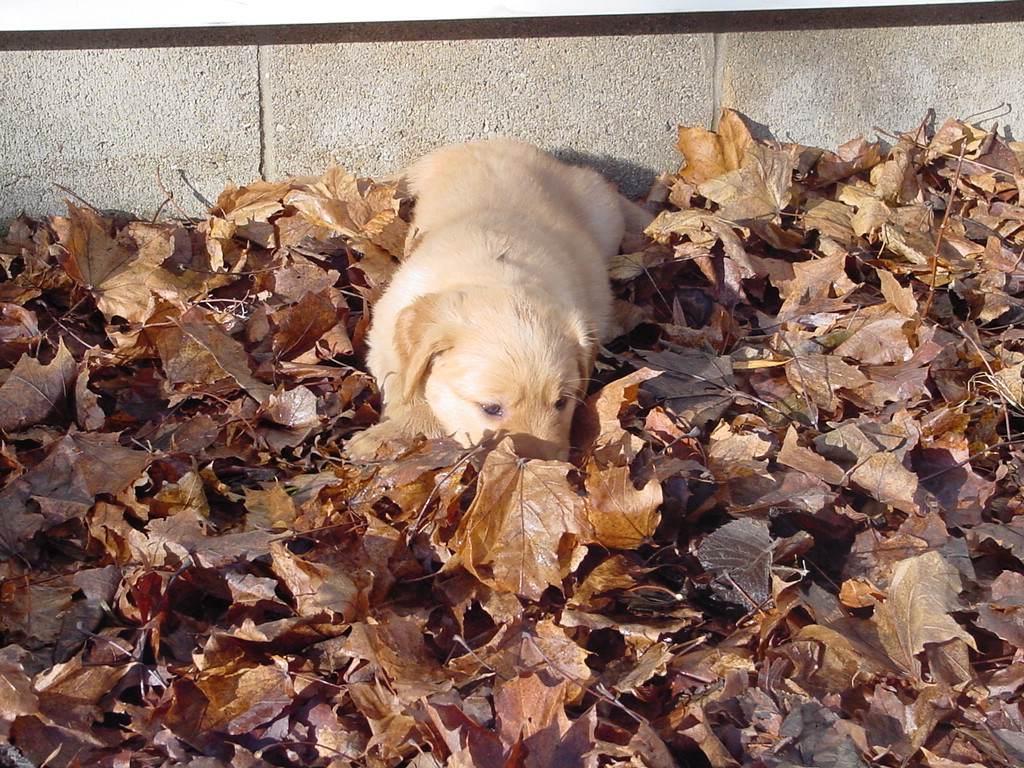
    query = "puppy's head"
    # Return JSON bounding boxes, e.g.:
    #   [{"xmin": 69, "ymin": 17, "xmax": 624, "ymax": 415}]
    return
[{"xmin": 394, "ymin": 289, "xmax": 596, "ymax": 460}]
